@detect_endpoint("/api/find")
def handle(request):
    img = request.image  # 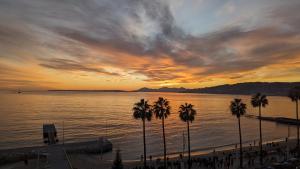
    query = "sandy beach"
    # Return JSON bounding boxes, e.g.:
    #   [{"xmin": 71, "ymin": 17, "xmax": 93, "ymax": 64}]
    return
[
  {"xmin": 67, "ymin": 138, "xmax": 300, "ymax": 169},
  {"xmin": 0, "ymin": 137, "xmax": 299, "ymax": 169}
]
